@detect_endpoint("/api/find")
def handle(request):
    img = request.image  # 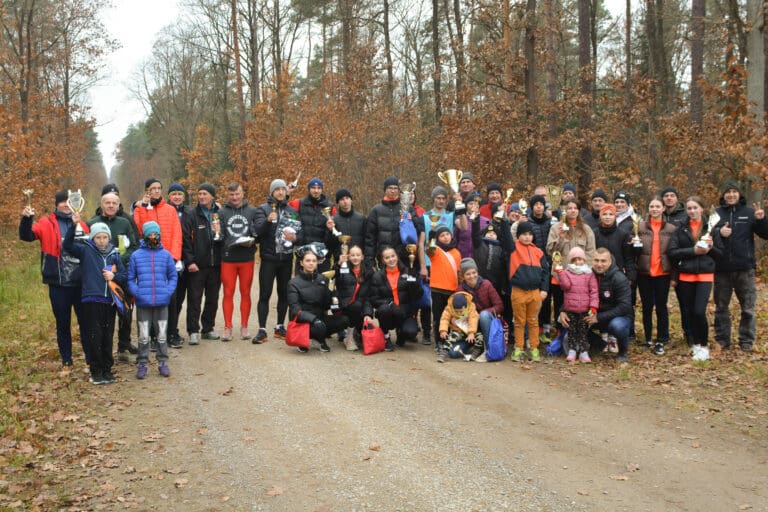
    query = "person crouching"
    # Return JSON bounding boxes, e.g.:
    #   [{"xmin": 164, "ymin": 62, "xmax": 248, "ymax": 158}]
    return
[{"xmin": 437, "ymin": 292, "xmax": 483, "ymax": 363}]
